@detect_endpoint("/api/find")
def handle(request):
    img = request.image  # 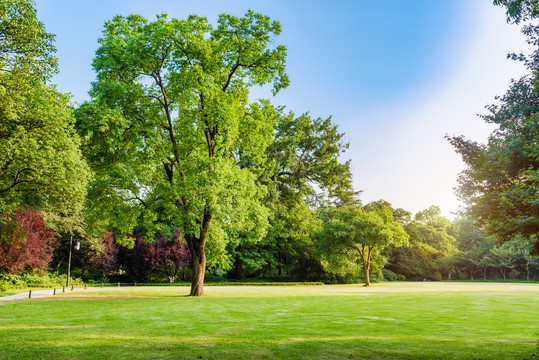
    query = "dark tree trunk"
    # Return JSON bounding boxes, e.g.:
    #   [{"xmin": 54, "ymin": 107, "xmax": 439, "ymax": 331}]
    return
[
  {"xmin": 190, "ymin": 246, "xmax": 206, "ymax": 295},
  {"xmin": 186, "ymin": 210, "xmax": 211, "ymax": 296},
  {"xmin": 480, "ymin": 266, "xmax": 487, "ymax": 280},
  {"xmin": 235, "ymin": 256, "xmax": 245, "ymax": 280},
  {"xmin": 277, "ymin": 250, "xmax": 283, "ymax": 277}
]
